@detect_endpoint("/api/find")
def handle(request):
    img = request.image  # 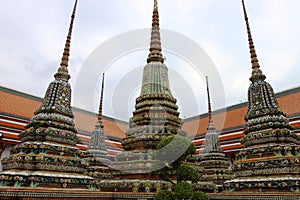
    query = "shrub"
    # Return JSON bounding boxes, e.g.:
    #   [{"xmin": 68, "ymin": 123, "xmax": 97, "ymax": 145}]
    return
[
  {"xmin": 191, "ymin": 191, "xmax": 209, "ymax": 200},
  {"xmin": 154, "ymin": 189, "xmax": 173, "ymax": 200},
  {"xmin": 173, "ymin": 182, "xmax": 193, "ymax": 200},
  {"xmin": 155, "ymin": 135, "xmax": 196, "ymax": 167},
  {"xmin": 176, "ymin": 164, "xmax": 200, "ymax": 183}
]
